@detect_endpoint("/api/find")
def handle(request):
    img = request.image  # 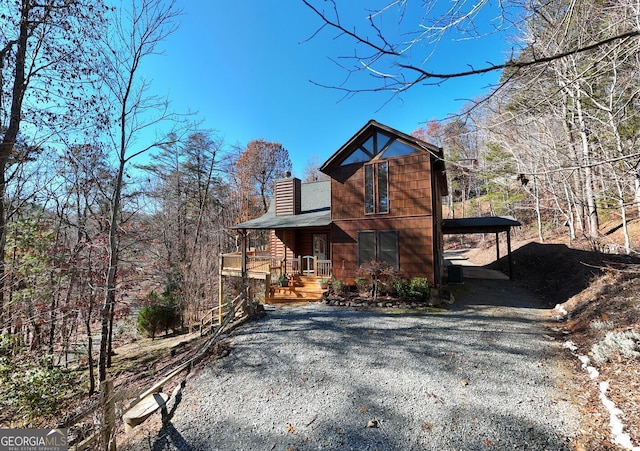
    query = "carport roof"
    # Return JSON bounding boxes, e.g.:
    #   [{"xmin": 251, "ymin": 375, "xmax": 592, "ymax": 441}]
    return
[{"xmin": 443, "ymin": 216, "xmax": 521, "ymax": 235}]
